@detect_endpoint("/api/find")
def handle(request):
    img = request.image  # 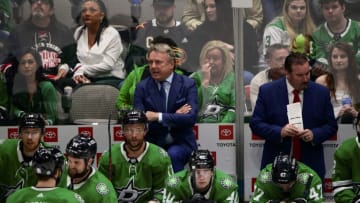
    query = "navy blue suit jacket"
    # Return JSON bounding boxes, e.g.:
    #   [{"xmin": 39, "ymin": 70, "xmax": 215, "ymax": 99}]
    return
[
  {"xmin": 133, "ymin": 73, "xmax": 198, "ymax": 151},
  {"xmin": 250, "ymin": 77, "xmax": 338, "ymax": 179}
]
